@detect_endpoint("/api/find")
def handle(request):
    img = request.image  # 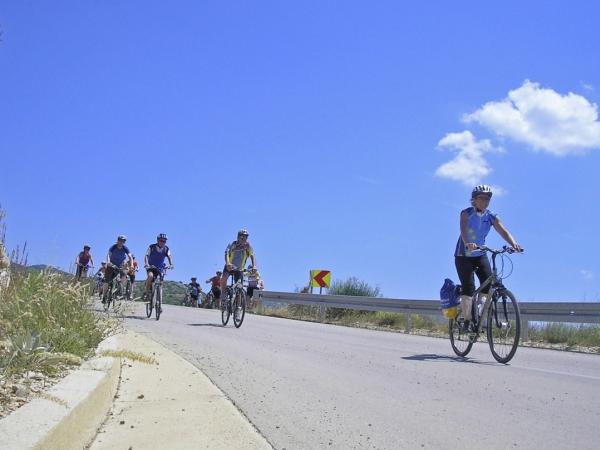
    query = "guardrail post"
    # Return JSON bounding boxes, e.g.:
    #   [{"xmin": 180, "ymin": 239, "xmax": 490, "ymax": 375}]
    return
[
  {"xmin": 318, "ymin": 304, "xmax": 327, "ymax": 322},
  {"xmin": 405, "ymin": 314, "xmax": 412, "ymax": 334},
  {"xmin": 521, "ymin": 319, "xmax": 528, "ymax": 342}
]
